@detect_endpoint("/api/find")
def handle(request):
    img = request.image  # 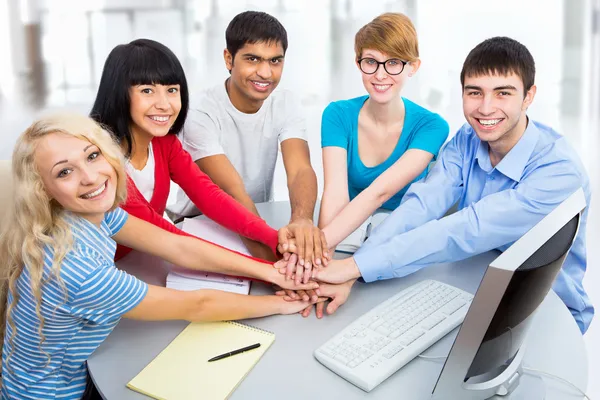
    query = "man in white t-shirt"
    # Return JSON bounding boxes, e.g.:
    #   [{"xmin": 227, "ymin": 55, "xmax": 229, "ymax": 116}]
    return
[{"xmin": 171, "ymin": 11, "xmax": 327, "ymax": 273}]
